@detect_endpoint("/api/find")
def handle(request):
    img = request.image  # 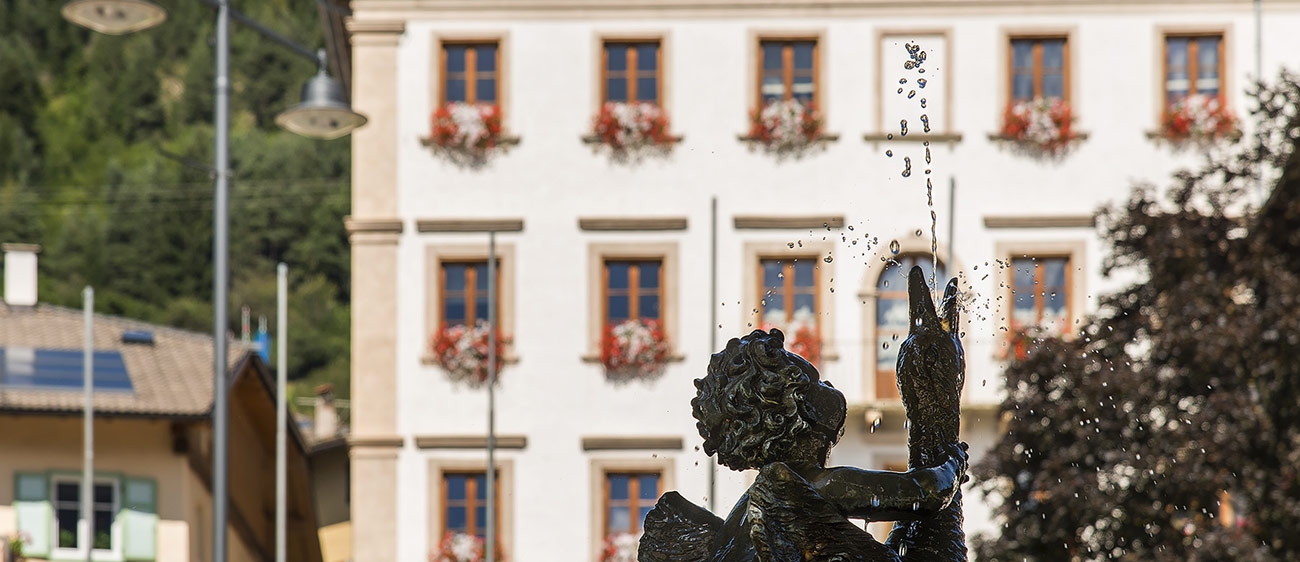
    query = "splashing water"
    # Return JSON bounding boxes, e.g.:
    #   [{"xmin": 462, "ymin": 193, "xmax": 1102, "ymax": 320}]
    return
[
  {"xmin": 920, "ymin": 98, "xmax": 927, "ymax": 109},
  {"xmin": 908, "ymin": 90, "xmax": 916, "ymax": 99},
  {"xmin": 889, "ymin": 239, "xmax": 901, "ymax": 255},
  {"xmin": 921, "ymin": 114, "xmax": 931, "ymax": 133},
  {"xmin": 885, "ymin": 149, "xmax": 893, "ymax": 157},
  {"xmin": 900, "ymin": 119, "xmax": 909, "ymax": 136},
  {"xmin": 901, "ymin": 157, "xmax": 912, "ymax": 177},
  {"xmin": 917, "ymin": 78, "xmax": 928, "ymax": 88}
]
